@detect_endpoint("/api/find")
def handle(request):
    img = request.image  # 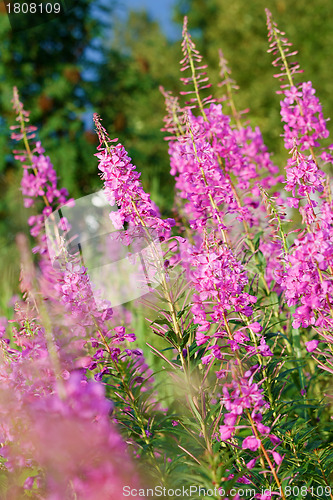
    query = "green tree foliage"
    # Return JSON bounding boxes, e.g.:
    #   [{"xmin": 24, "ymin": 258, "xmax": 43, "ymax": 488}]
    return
[
  {"xmin": 0, "ymin": 0, "xmax": 107, "ymax": 308},
  {"xmin": 0, "ymin": 0, "xmax": 105, "ymax": 243},
  {"xmin": 175, "ymin": 0, "xmax": 333, "ymax": 160},
  {"xmin": 91, "ymin": 10, "xmax": 182, "ymax": 213}
]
